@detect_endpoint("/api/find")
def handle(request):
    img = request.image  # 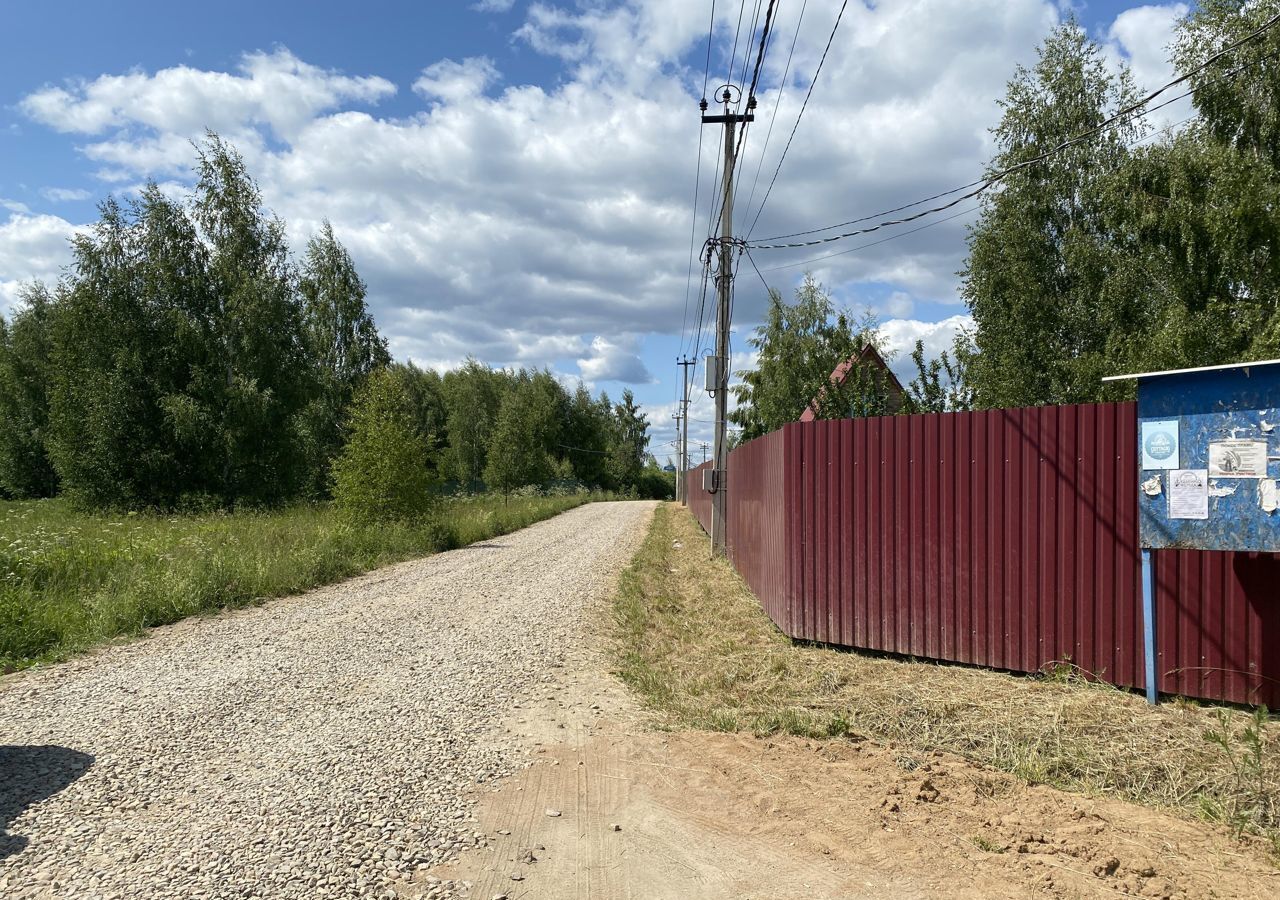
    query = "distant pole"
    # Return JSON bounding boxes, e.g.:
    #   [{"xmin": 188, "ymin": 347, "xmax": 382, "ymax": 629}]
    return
[
  {"xmin": 677, "ymin": 356, "xmax": 695, "ymax": 507},
  {"xmin": 702, "ymin": 85, "xmax": 753, "ymax": 557},
  {"xmin": 672, "ymin": 410, "xmax": 683, "ymax": 503}
]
